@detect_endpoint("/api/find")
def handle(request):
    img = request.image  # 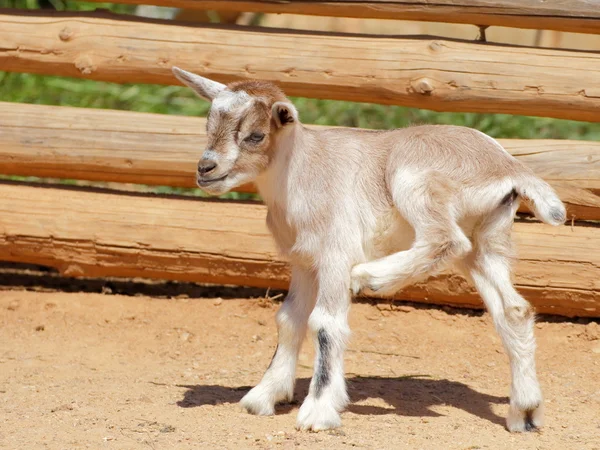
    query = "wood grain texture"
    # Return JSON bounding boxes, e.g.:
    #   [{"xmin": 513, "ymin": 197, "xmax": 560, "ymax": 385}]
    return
[
  {"xmin": 83, "ymin": 0, "xmax": 600, "ymax": 34},
  {"xmin": 2, "ymin": 102, "xmax": 599, "ymax": 219},
  {"xmin": 2, "ymin": 11, "xmax": 600, "ymax": 121},
  {"xmin": 0, "ymin": 183, "xmax": 598, "ymax": 317}
]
